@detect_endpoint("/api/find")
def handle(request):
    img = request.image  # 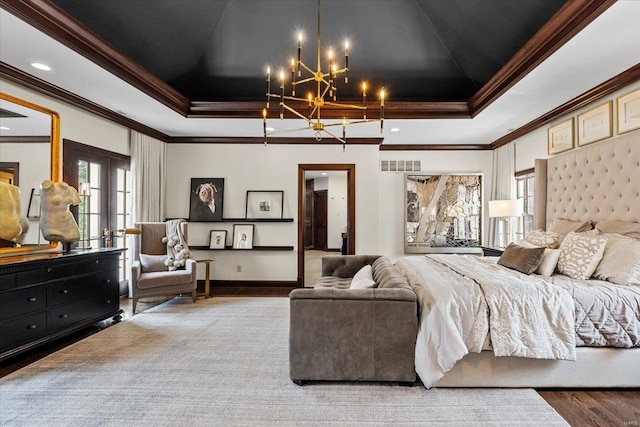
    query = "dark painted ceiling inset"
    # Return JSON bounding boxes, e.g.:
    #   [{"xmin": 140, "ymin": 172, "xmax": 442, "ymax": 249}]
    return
[{"xmin": 51, "ymin": 0, "xmax": 566, "ymax": 102}]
